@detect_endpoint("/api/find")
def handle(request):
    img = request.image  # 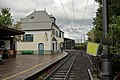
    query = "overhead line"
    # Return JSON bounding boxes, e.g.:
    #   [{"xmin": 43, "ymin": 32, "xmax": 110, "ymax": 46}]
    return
[
  {"xmin": 74, "ymin": 0, "xmax": 90, "ymax": 37},
  {"xmin": 71, "ymin": 0, "xmax": 85, "ymax": 35},
  {"xmin": 60, "ymin": 0, "xmax": 73, "ymax": 31},
  {"xmin": 81, "ymin": 0, "xmax": 89, "ymax": 26},
  {"xmin": 72, "ymin": 0, "xmax": 75, "ymax": 26},
  {"xmin": 77, "ymin": 0, "xmax": 89, "ymax": 32}
]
